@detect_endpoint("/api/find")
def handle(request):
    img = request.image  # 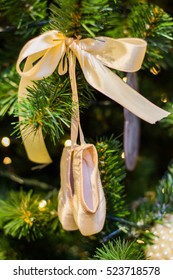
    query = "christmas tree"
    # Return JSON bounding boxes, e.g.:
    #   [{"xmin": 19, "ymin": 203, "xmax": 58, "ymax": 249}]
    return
[{"xmin": 0, "ymin": 0, "xmax": 173, "ymax": 260}]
